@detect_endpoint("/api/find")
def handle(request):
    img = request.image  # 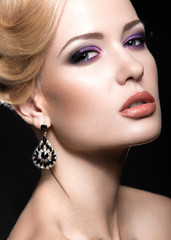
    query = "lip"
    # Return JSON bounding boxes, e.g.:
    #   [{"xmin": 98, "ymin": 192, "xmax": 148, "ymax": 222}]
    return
[{"xmin": 120, "ymin": 90, "xmax": 156, "ymax": 119}]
